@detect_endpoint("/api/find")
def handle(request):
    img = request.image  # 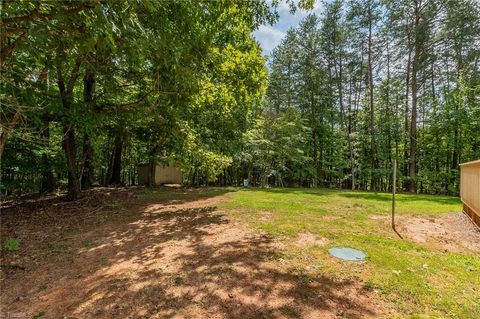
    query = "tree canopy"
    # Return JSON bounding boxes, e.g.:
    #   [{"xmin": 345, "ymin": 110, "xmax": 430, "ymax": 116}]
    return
[
  {"xmin": 1, "ymin": 0, "xmax": 479, "ymax": 198},
  {"xmin": 246, "ymin": 0, "xmax": 480, "ymax": 193}
]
